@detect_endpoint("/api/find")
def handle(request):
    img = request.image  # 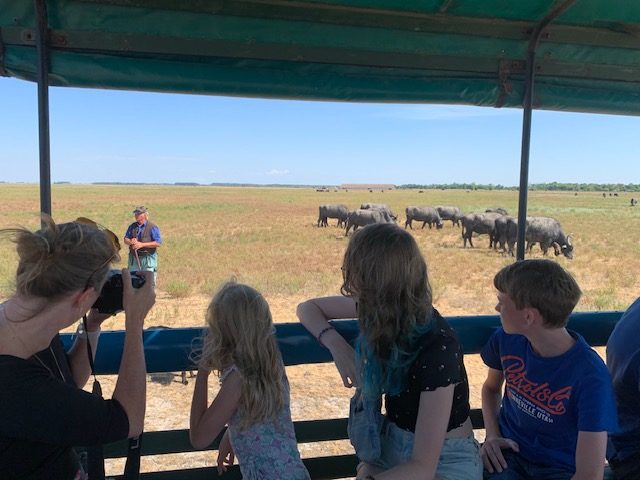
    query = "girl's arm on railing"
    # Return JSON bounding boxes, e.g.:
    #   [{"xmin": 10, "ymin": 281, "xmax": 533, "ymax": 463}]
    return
[
  {"xmin": 189, "ymin": 368, "xmax": 241, "ymax": 450},
  {"xmin": 297, "ymin": 296, "xmax": 358, "ymax": 388}
]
